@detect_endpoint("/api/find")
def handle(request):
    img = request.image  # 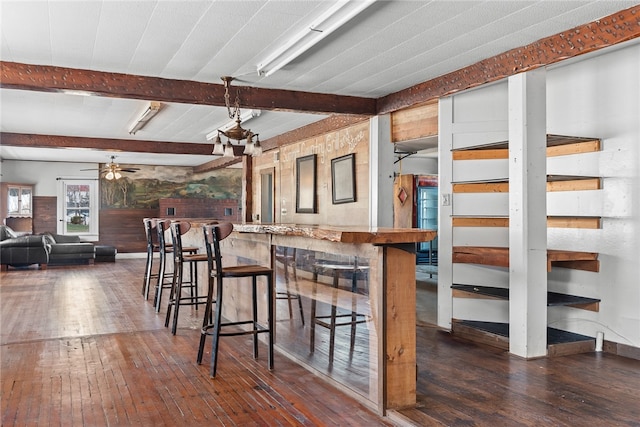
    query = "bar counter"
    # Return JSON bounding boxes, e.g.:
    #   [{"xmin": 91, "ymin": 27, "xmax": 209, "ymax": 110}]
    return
[
  {"xmin": 232, "ymin": 223, "xmax": 437, "ymax": 245},
  {"xmin": 180, "ymin": 221, "xmax": 436, "ymax": 414}
]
